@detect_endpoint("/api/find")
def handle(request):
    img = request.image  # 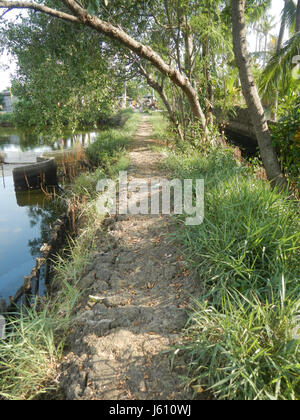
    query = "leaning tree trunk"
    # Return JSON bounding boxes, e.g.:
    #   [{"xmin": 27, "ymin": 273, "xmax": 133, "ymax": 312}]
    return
[
  {"xmin": 231, "ymin": 0, "xmax": 288, "ymax": 190},
  {"xmin": 138, "ymin": 64, "xmax": 184, "ymax": 141}
]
